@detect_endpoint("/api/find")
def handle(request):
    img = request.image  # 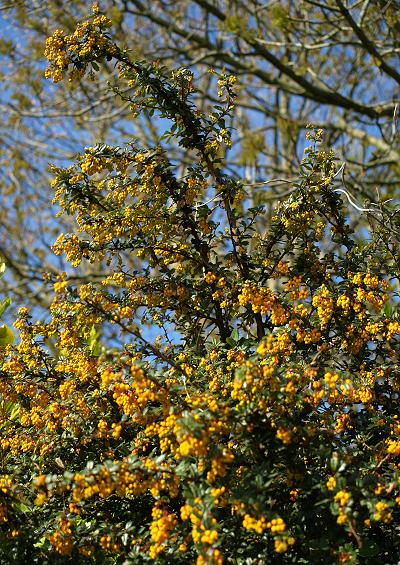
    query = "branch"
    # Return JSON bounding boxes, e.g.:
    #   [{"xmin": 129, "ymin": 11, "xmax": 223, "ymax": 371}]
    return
[{"xmin": 335, "ymin": 0, "xmax": 400, "ymax": 86}]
